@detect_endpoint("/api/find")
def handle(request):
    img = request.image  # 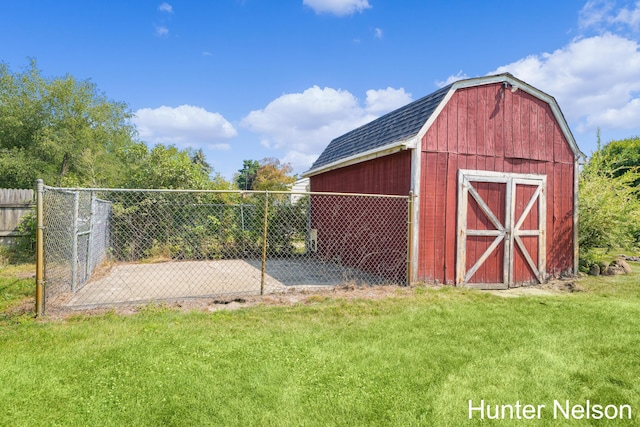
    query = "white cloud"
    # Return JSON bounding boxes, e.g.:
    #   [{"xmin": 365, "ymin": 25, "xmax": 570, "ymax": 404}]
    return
[
  {"xmin": 365, "ymin": 87, "xmax": 412, "ymax": 114},
  {"xmin": 579, "ymin": 0, "xmax": 615, "ymax": 30},
  {"xmin": 158, "ymin": 2, "xmax": 173, "ymax": 13},
  {"xmin": 436, "ymin": 71, "xmax": 470, "ymax": 88},
  {"xmin": 154, "ymin": 25, "xmax": 169, "ymax": 37},
  {"xmin": 490, "ymin": 33, "xmax": 640, "ymax": 133},
  {"xmin": 585, "ymin": 97, "xmax": 640, "ymax": 128},
  {"xmin": 580, "ymin": 0, "xmax": 640, "ymax": 31},
  {"xmin": 283, "ymin": 151, "xmax": 322, "ymax": 171},
  {"xmin": 303, "ymin": 0, "xmax": 371, "ymax": 16},
  {"xmin": 134, "ymin": 105, "xmax": 237, "ymax": 149},
  {"xmin": 374, "ymin": 28, "xmax": 383, "ymax": 39},
  {"xmin": 613, "ymin": 1, "xmax": 640, "ymax": 29},
  {"xmin": 242, "ymin": 85, "xmax": 412, "ymax": 171}
]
